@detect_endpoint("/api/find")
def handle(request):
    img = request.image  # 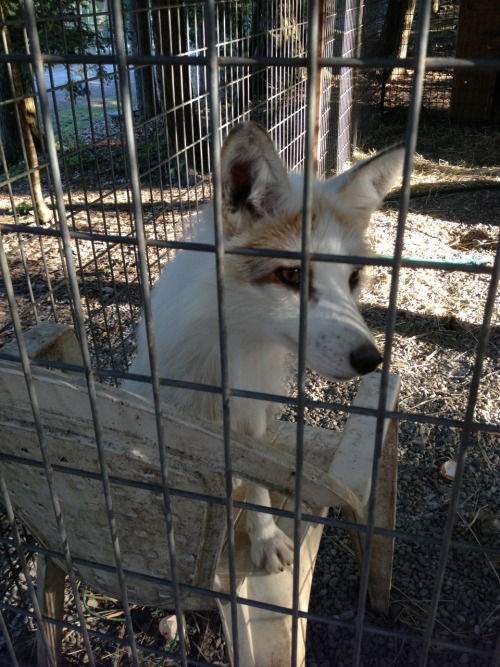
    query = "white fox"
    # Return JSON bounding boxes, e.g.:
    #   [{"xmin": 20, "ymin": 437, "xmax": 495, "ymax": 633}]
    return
[{"xmin": 123, "ymin": 123, "xmax": 404, "ymax": 573}]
